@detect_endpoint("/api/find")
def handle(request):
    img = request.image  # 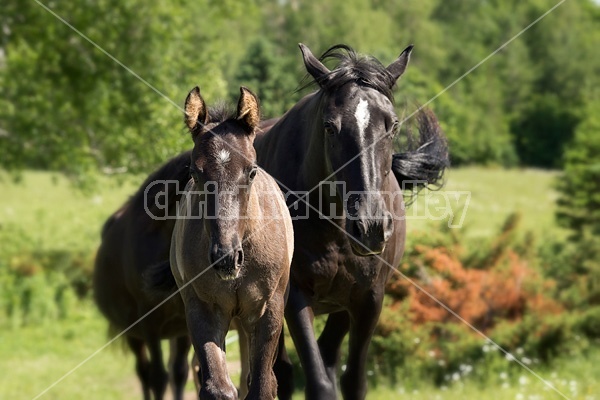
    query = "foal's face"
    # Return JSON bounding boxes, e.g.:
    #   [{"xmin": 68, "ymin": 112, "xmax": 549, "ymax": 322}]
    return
[
  {"xmin": 299, "ymin": 43, "xmax": 413, "ymax": 256},
  {"xmin": 184, "ymin": 87, "xmax": 260, "ymax": 280}
]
